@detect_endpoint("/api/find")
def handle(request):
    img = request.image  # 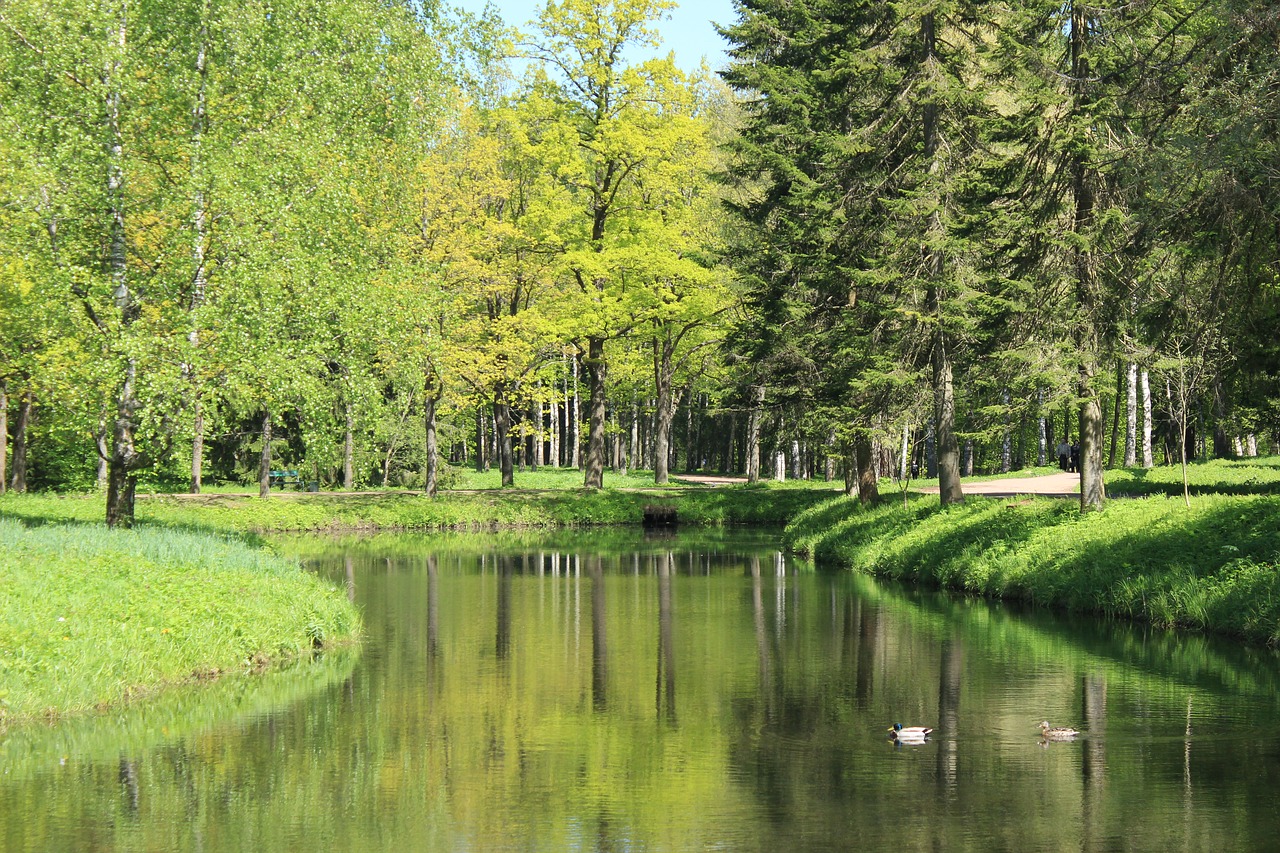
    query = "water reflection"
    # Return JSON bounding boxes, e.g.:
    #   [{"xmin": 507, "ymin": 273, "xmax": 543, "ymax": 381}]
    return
[{"xmin": 6, "ymin": 529, "xmax": 1280, "ymax": 852}]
